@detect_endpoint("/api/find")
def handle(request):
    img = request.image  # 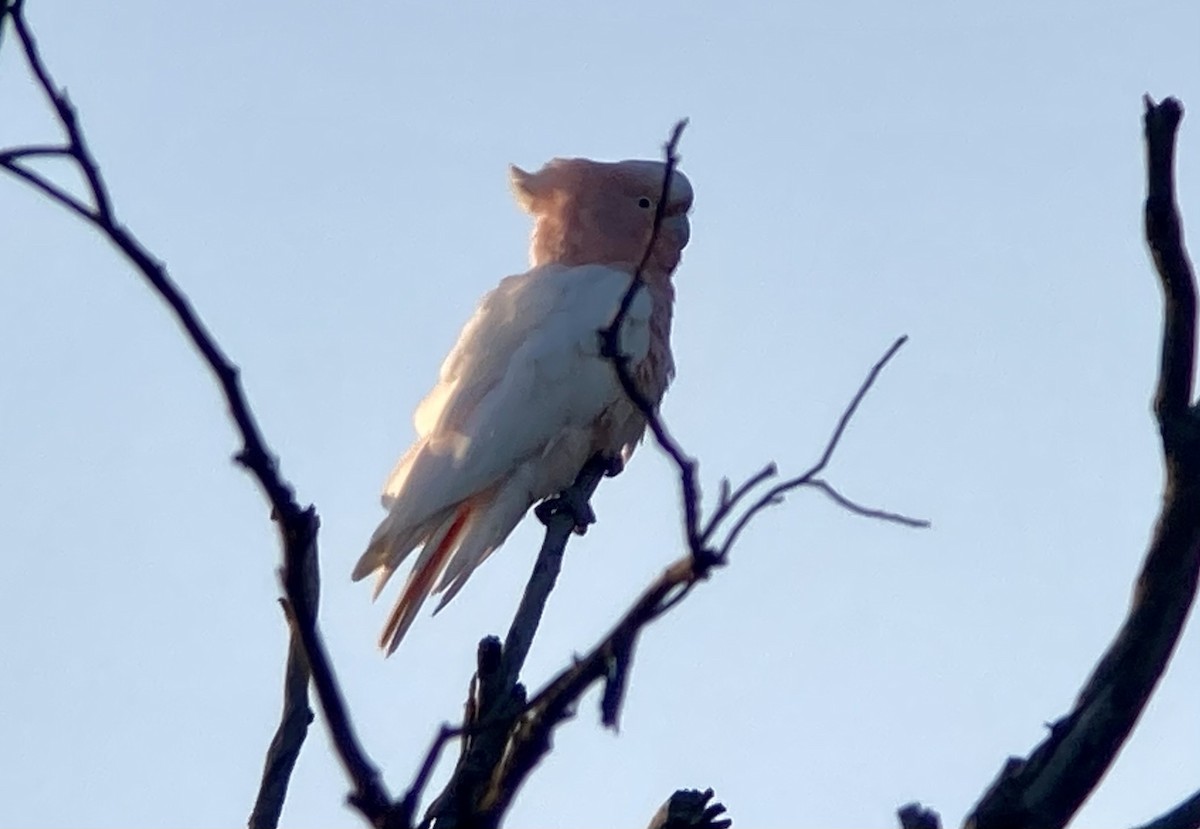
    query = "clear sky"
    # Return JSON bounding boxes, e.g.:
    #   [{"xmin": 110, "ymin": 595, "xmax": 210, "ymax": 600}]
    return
[{"xmin": 2, "ymin": 2, "xmax": 1198, "ymax": 827}]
